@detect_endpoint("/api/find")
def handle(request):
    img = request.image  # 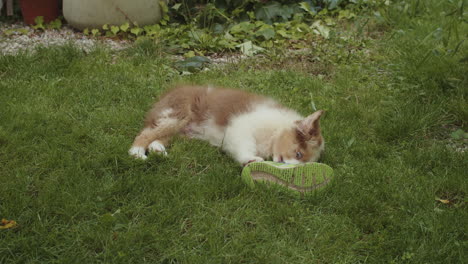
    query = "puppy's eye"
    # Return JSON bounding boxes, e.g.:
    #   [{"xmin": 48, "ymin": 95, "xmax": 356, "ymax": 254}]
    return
[{"xmin": 296, "ymin": 151, "xmax": 303, "ymax": 159}]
